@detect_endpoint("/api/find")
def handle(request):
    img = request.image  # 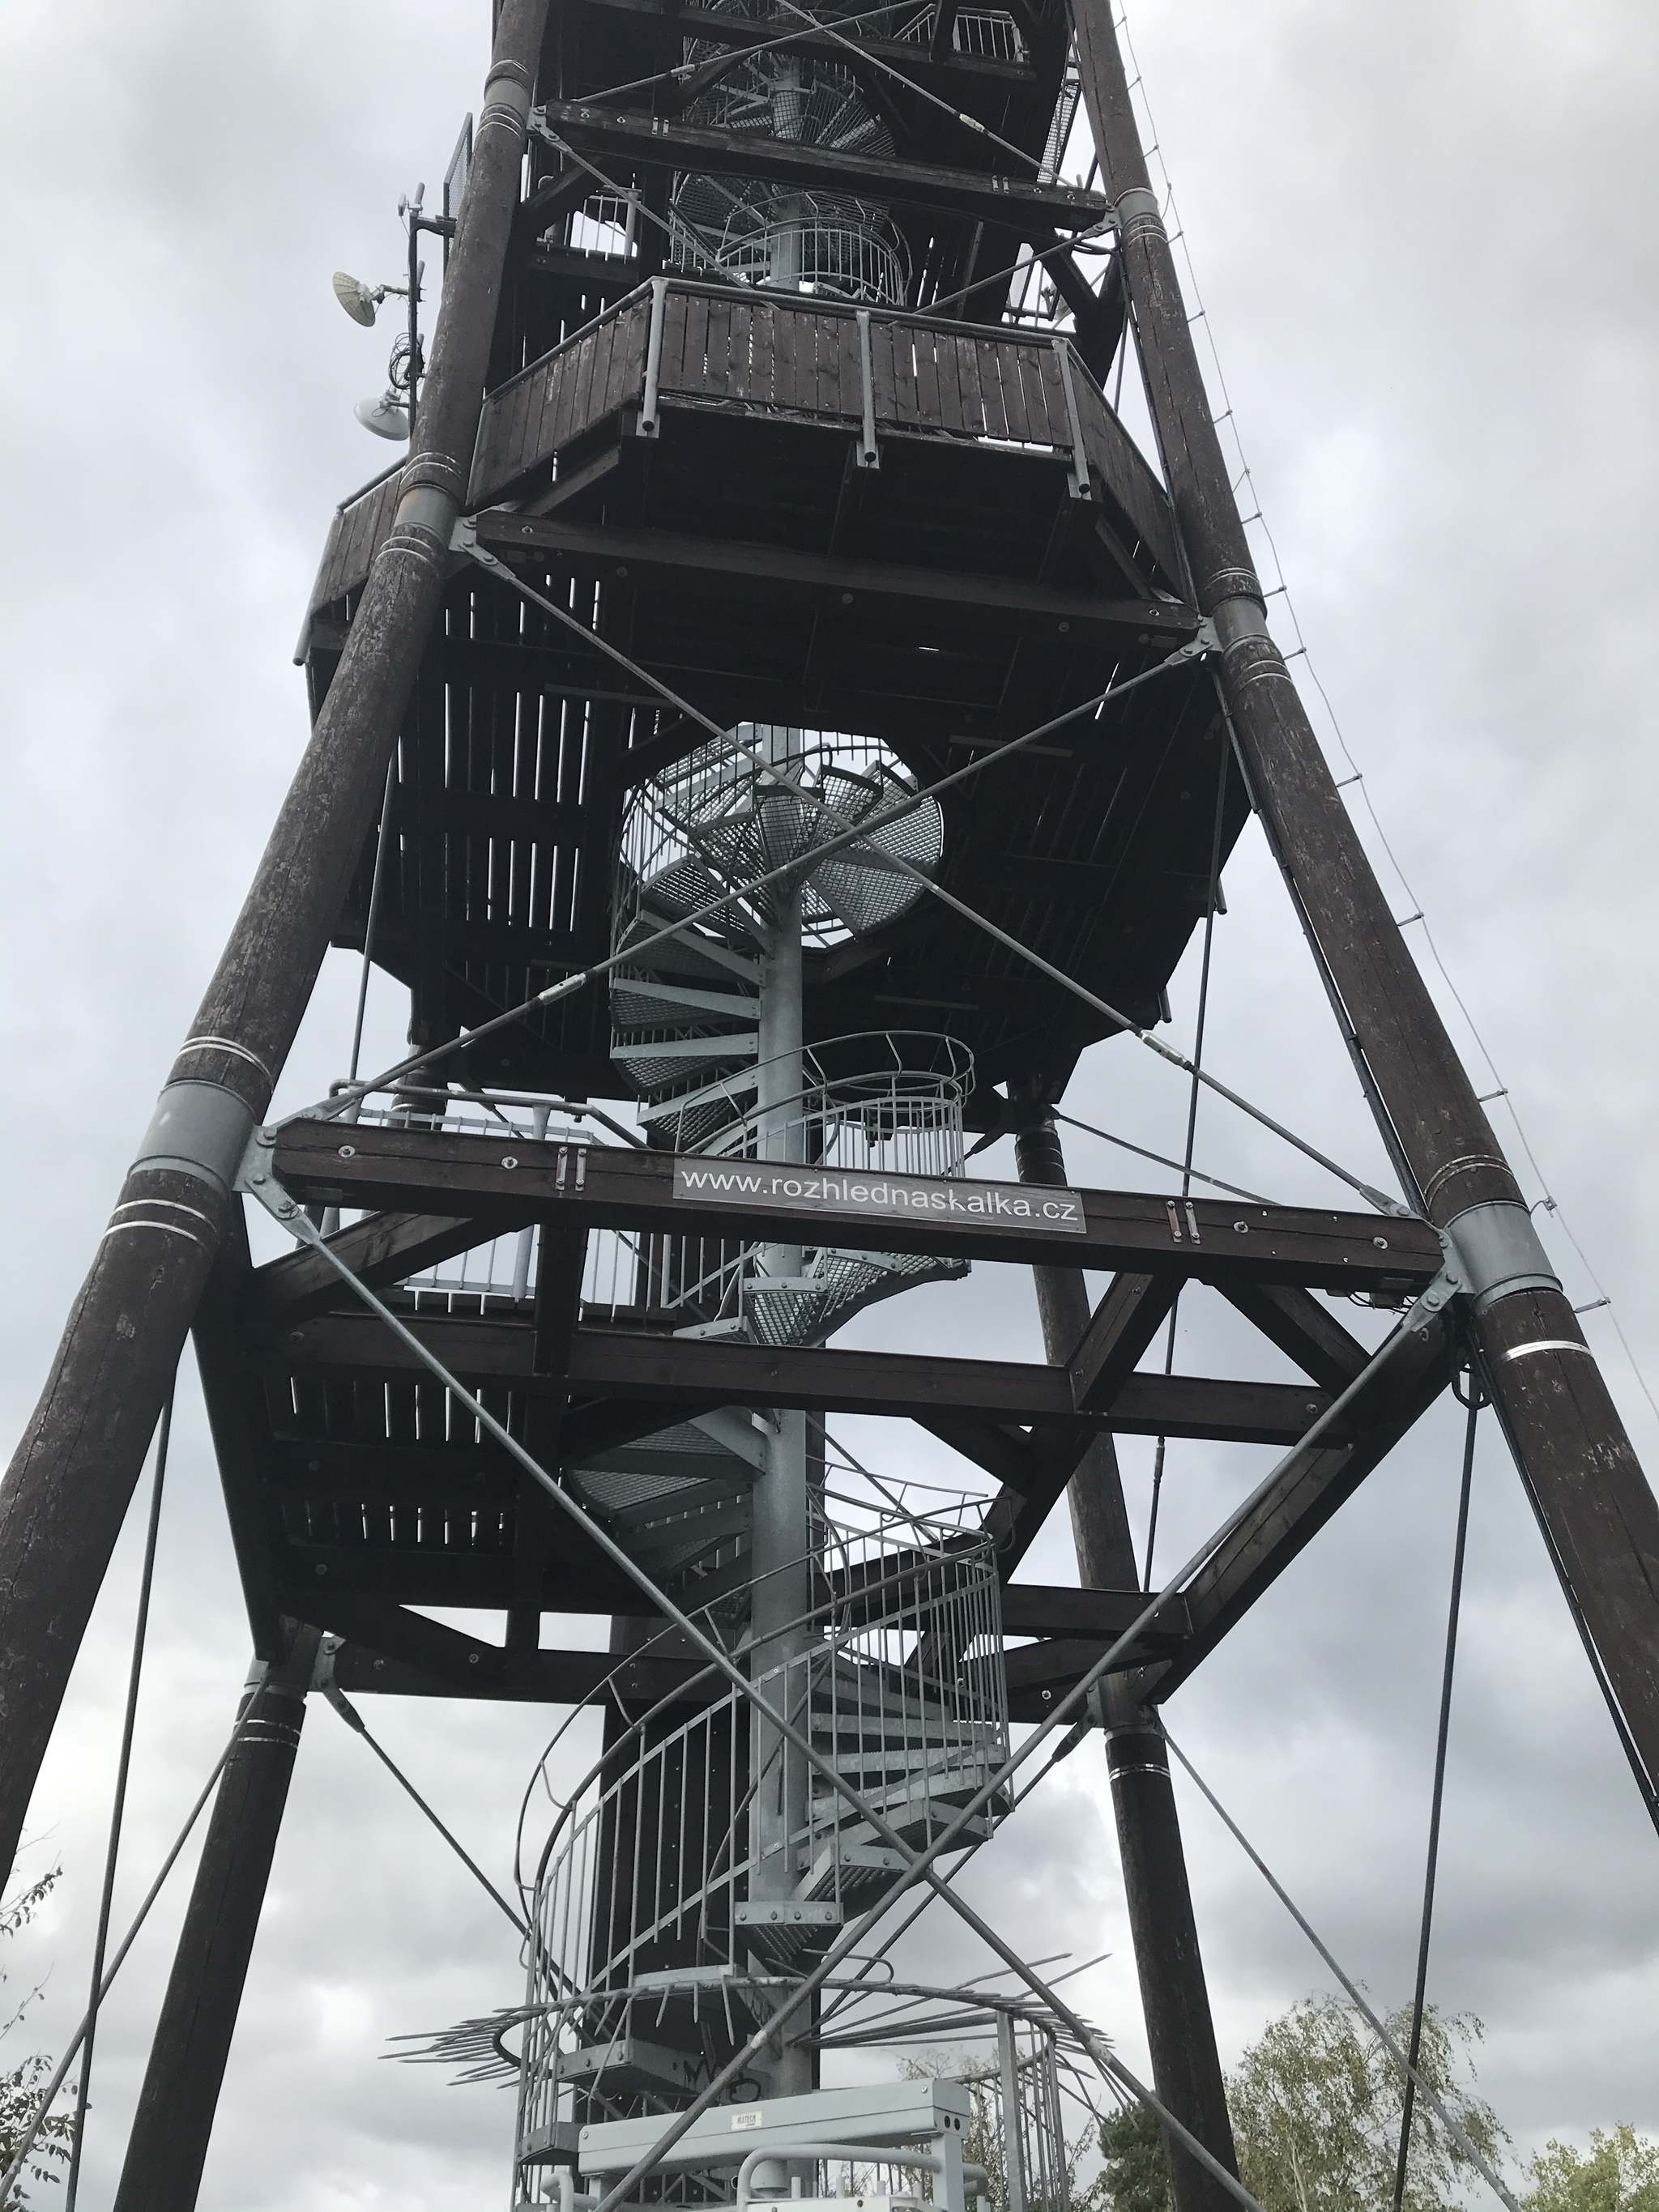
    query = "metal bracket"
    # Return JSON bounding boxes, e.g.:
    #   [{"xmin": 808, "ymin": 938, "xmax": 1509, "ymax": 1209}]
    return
[
  {"xmin": 131, "ymin": 1080, "xmax": 259, "ymax": 1200},
  {"xmin": 1410, "ymin": 1267, "xmax": 1459, "ymax": 1329},
  {"xmin": 310, "ymin": 1633, "xmax": 347, "ymax": 1696},
  {"xmin": 1051, "ymin": 336, "xmax": 1091, "ymax": 501},
  {"xmin": 855, "ymin": 309, "xmax": 881, "ymax": 471},
  {"xmin": 236, "ymin": 1127, "xmax": 301, "ymax": 1221},
  {"xmin": 1438, "ymin": 1201, "xmax": 1560, "ymax": 1315},
  {"xmin": 640, "ymin": 275, "xmax": 668, "ymax": 437}
]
